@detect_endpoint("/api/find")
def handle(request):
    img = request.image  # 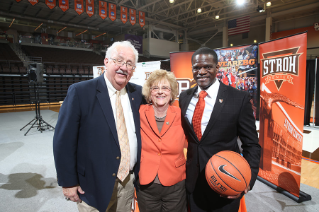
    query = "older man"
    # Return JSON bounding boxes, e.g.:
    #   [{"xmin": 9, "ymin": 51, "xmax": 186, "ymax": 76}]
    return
[
  {"xmin": 53, "ymin": 41, "xmax": 143, "ymax": 212},
  {"xmin": 179, "ymin": 47, "xmax": 261, "ymax": 212}
]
